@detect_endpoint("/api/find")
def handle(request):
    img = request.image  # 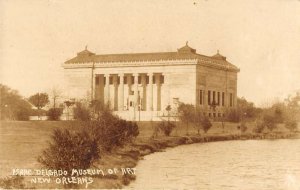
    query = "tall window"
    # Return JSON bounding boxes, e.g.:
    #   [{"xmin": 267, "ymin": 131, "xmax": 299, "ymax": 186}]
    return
[
  {"xmin": 124, "ymin": 76, "xmax": 127, "ymax": 84},
  {"xmin": 200, "ymin": 90, "xmax": 203, "ymax": 105},
  {"xmin": 213, "ymin": 91, "xmax": 216, "ymax": 104},
  {"xmin": 109, "ymin": 76, "xmax": 113, "ymax": 85},
  {"xmin": 138, "ymin": 76, "xmax": 141, "ymax": 84},
  {"xmin": 222, "ymin": 92, "xmax": 225, "ymax": 106},
  {"xmin": 230, "ymin": 93, "xmax": 233, "ymax": 107},
  {"xmin": 208, "ymin": 90, "xmax": 211, "ymax": 105},
  {"xmin": 217, "ymin": 92, "xmax": 220, "ymax": 105}
]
